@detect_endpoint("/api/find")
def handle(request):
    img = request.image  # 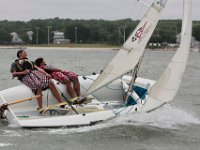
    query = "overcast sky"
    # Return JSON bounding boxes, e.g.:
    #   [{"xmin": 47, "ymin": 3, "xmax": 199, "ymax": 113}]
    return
[{"xmin": 0, "ymin": 0, "xmax": 199, "ymax": 21}]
